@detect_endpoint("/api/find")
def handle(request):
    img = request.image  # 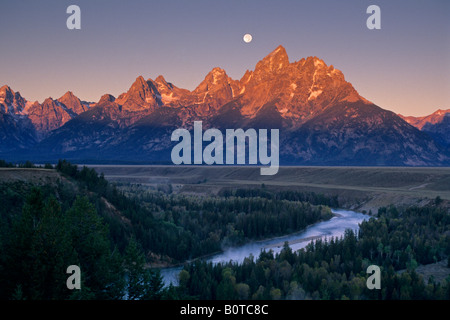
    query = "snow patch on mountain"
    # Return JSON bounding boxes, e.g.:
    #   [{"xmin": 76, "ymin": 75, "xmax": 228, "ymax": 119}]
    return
[{"xmin": 308, "ymin": 90, "xmax": 323, "ymax": 100}]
